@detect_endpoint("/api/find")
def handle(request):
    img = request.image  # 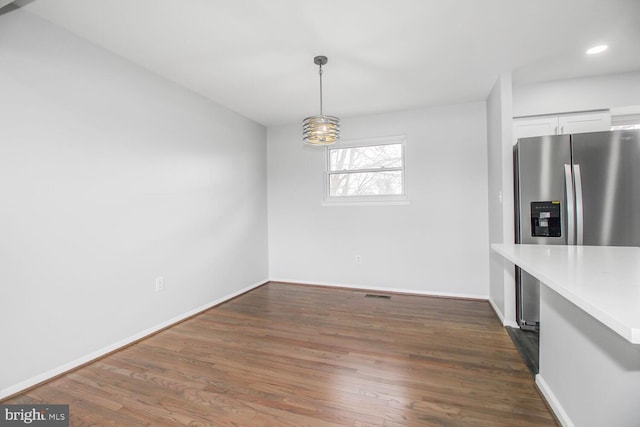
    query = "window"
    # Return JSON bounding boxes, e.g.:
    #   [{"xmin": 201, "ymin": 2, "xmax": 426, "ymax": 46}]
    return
[
  {"xmin": 324, "ymin": 135, "xmax": 407, "ymax": 205},
  {"xmin": 610, "ymin": 114, "xmax": 640, "ymax": 130}
]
